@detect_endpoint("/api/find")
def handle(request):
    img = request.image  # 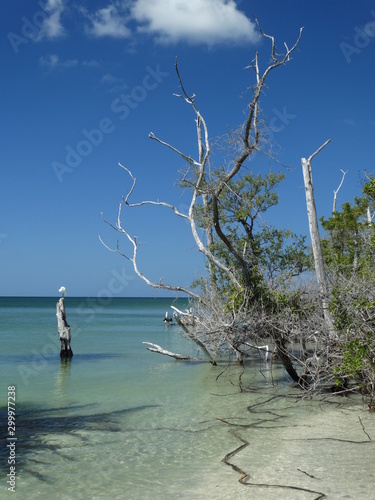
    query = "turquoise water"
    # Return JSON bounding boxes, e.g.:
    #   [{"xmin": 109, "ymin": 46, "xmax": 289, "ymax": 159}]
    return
[{"xmin": 2, "ymin": 297, "xmax": 375, "ymax": 499}]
